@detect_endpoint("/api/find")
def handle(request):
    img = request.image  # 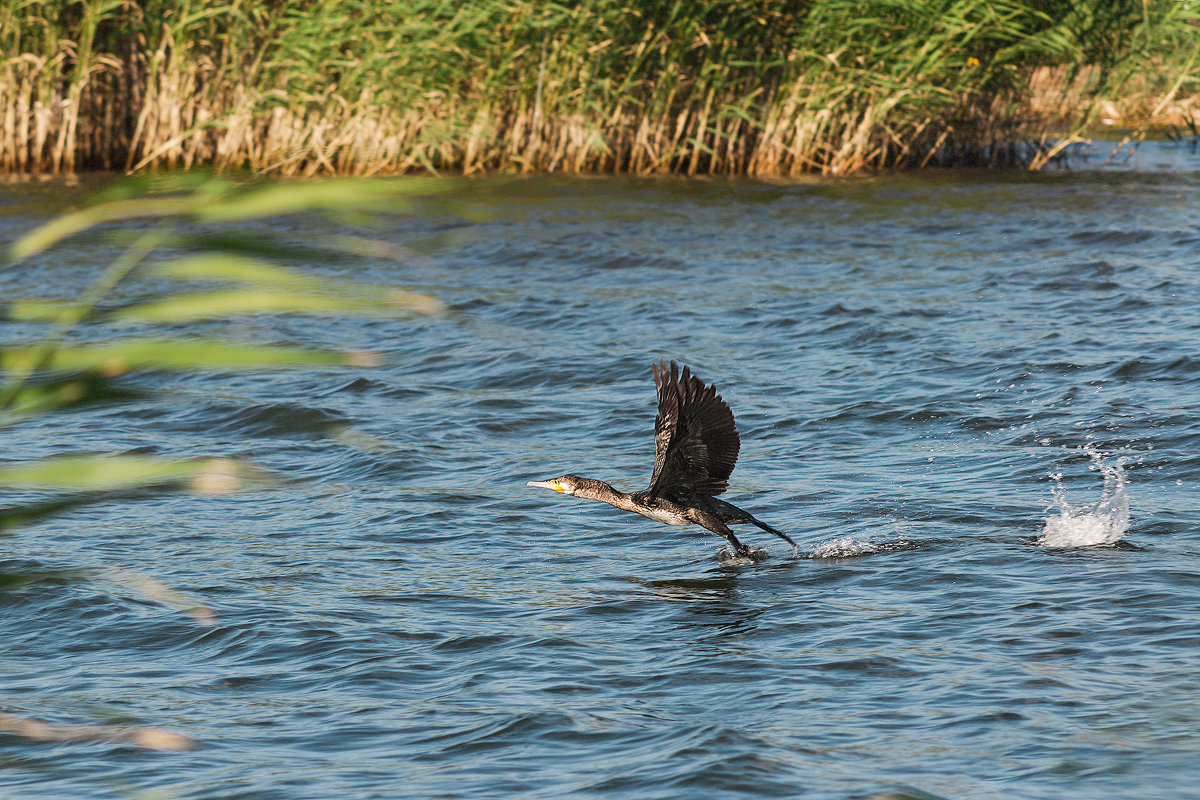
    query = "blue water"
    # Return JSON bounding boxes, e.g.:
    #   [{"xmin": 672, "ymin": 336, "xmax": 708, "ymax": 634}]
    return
[{"xmin": 2, "ymin": 143, "xmax": 1200, "ymax": 799}]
